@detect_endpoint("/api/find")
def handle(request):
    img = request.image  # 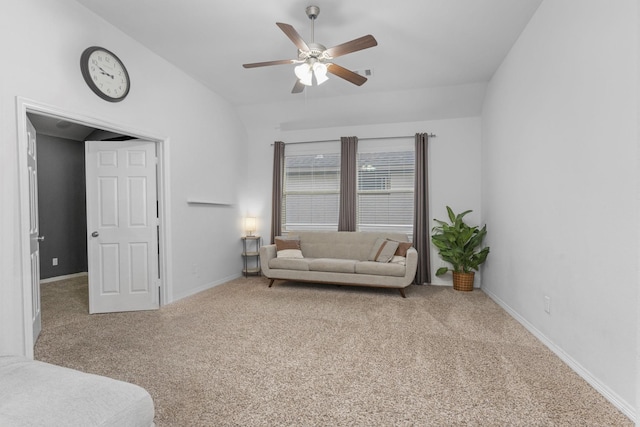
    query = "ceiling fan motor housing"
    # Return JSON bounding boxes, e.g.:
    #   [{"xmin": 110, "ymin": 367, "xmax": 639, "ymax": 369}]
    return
[{"xmin": 299, "ymin": 43, "xmax": 329, "ymax": 61}]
